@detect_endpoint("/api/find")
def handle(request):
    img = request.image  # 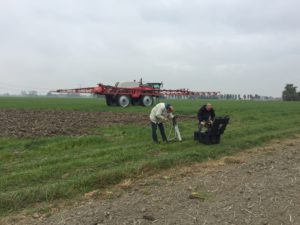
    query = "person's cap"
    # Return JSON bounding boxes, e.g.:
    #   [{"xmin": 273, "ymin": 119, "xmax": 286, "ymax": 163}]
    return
[{"xmin": 166, "ymin": 103, "xmax": 173, "ymax": 112}]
